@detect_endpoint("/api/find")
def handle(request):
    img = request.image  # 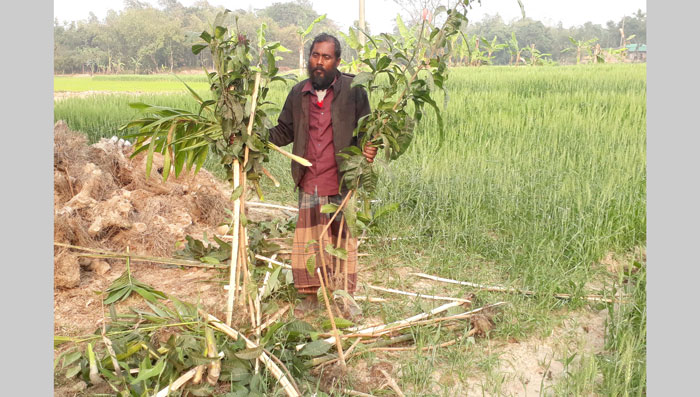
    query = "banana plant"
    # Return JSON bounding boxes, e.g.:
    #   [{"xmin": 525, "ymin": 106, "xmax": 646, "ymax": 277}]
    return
[
  {"xmin": 480, "ymin": 35, "xmax": 508, "ymax": 65},
  {"xmin": 297, "ymin": 14, "xmax": 327, "ymax": 75},
  {"xmin": 337, "ymin": 1, "xmax": 472, "ymax": 234},
  {"xmin": 562, "ymin": 36, "xmax": 599, "ymax": 65}
]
